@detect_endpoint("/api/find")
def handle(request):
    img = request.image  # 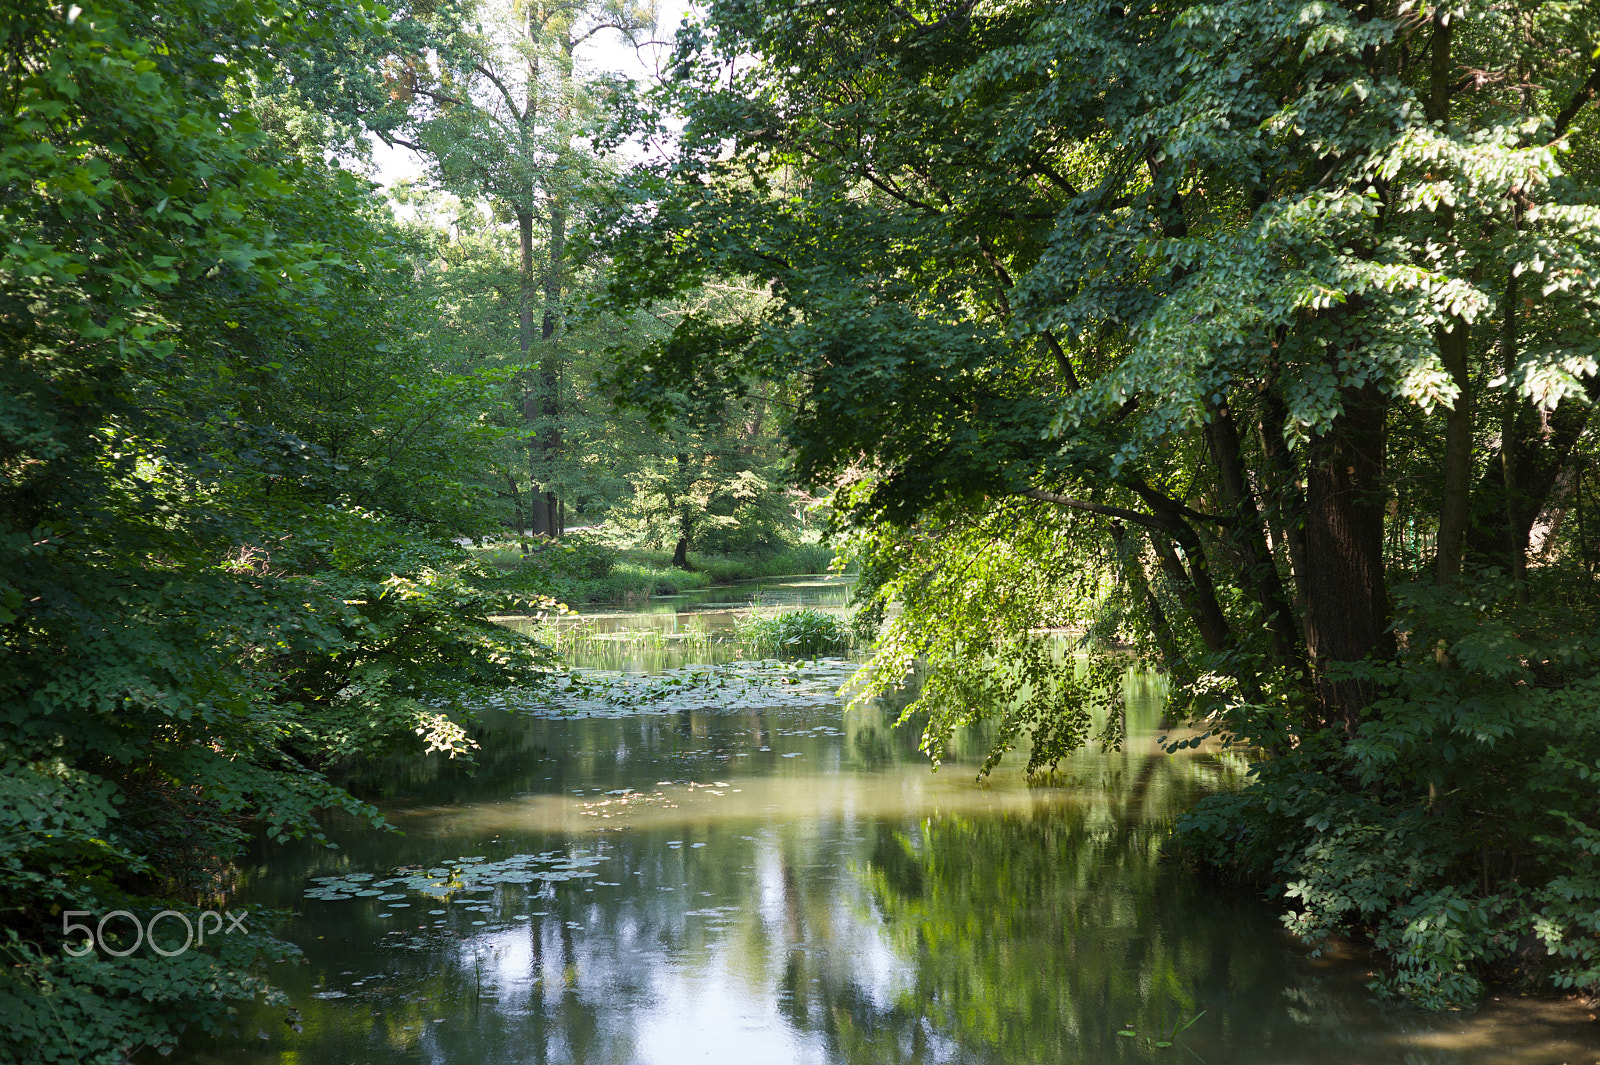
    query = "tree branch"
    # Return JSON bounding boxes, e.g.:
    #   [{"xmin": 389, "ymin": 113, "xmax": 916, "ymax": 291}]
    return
[
  {"xmin": 373, "ymin": 131, "xmax": 427, "ymax": 153},
  {"xmin": 1553, "ymin": 59, "xmax": 1600, "ymax": 138},
  {"xmin": 854, "ymin": 163, "xmax": 944, "ymax": 214},
  {"xmin": 473, "ymin": 63, "xmax": 525, "ymax": 123},
  {"xmin": 1030, "ymin": 160, "xmax": 1080, "ymax": 198},
  {"xmin": 1041, "ymin": 331, "xmax": 1081, "ymax": 391},
  {"xmin": 1021, "ymin": 488, "xmax": 1164, "ymax": 529},
  {"xmin": 1125, "ymin": 475, "xmax": 1230, "ymax": 527},
  {"xmin": 570, "ymin": 19, "xmax": 650, "ymax": 51}
]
